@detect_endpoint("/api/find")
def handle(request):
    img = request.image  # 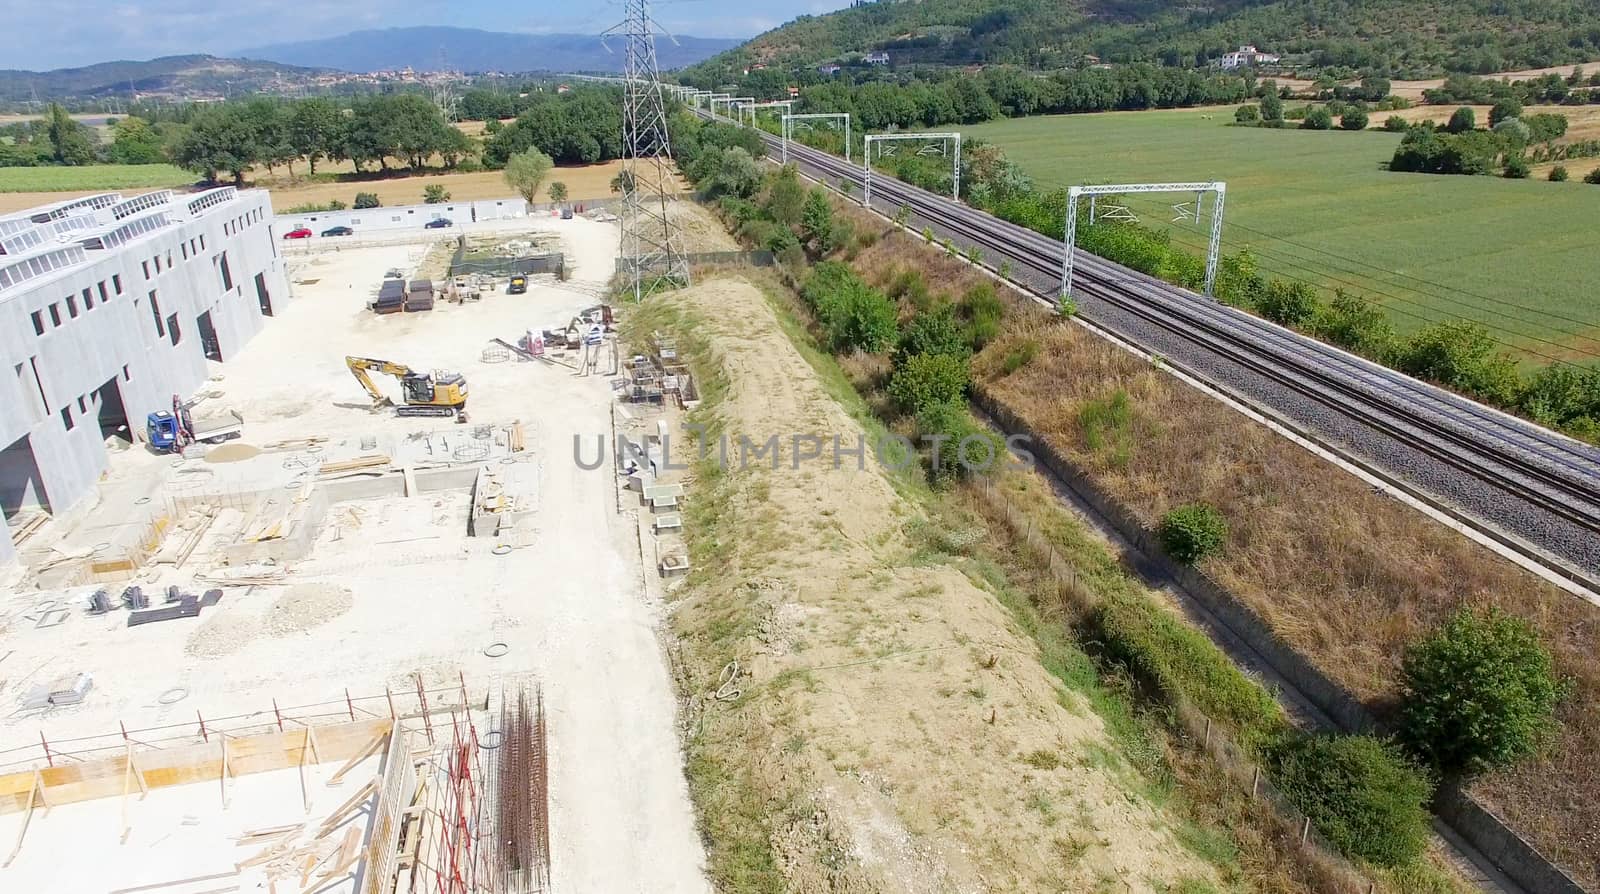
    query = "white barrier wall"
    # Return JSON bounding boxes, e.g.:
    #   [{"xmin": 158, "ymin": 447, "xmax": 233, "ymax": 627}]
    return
[{"xmin": 279, "ymin": 197, "xmax": 531, "ymax": 236}]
